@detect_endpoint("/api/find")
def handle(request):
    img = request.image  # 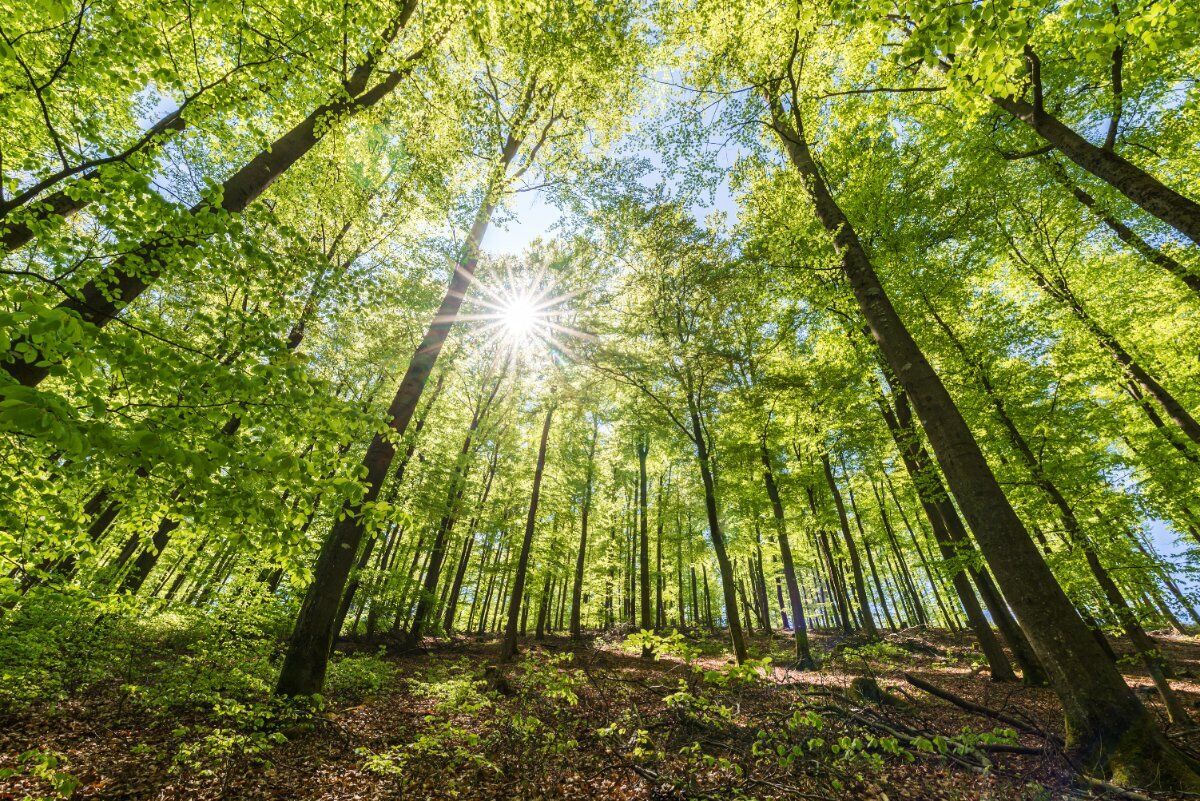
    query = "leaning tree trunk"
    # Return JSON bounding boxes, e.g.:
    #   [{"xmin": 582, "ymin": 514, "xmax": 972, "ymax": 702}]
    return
[
  {"xmin": 927, "ymin": 301, "xmax": 1187, "ymax": 719},
  {"xmin": 769, "ymin": 95, "xmax": 1198, "ymax": 785},
  {"xmin": 1, "ymin": 103, "xmax": 189, "ymax": 253},
  {"xmin": 1022, "ymin": 263, "xmax": 1200, "ymax": 450},
  {"xmin": 989, "ymin": 92, "xmax": 1200, "ymax": 245},
  {"xmin": 877, "ymin": 390, "xmax": 1028, "ymax": 683},
  {"xmin": 4, "ymin": 4, "xmax": 427, "ymax": 387},
  {"xmin": 1043, "ymin": 159, "xmax": 1200, "ymax": 298},
  {"xmin": 274, "ymin": 131, "xmax": 524, "ymax": 698}
]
